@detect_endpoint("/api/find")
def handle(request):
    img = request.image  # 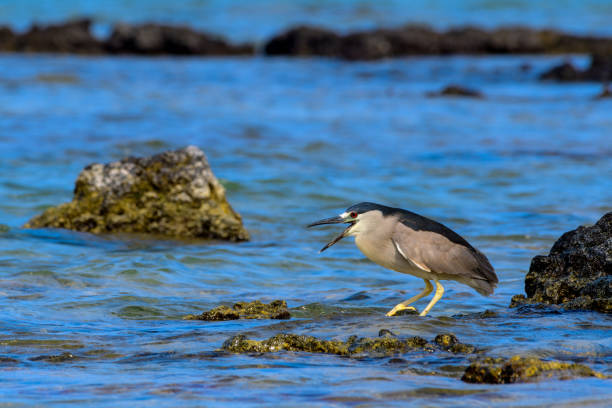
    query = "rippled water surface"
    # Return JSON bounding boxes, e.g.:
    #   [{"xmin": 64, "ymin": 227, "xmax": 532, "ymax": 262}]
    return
[{"xmin": 1, "ymin": 17, "xmax": 612, "ymax": 408}]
